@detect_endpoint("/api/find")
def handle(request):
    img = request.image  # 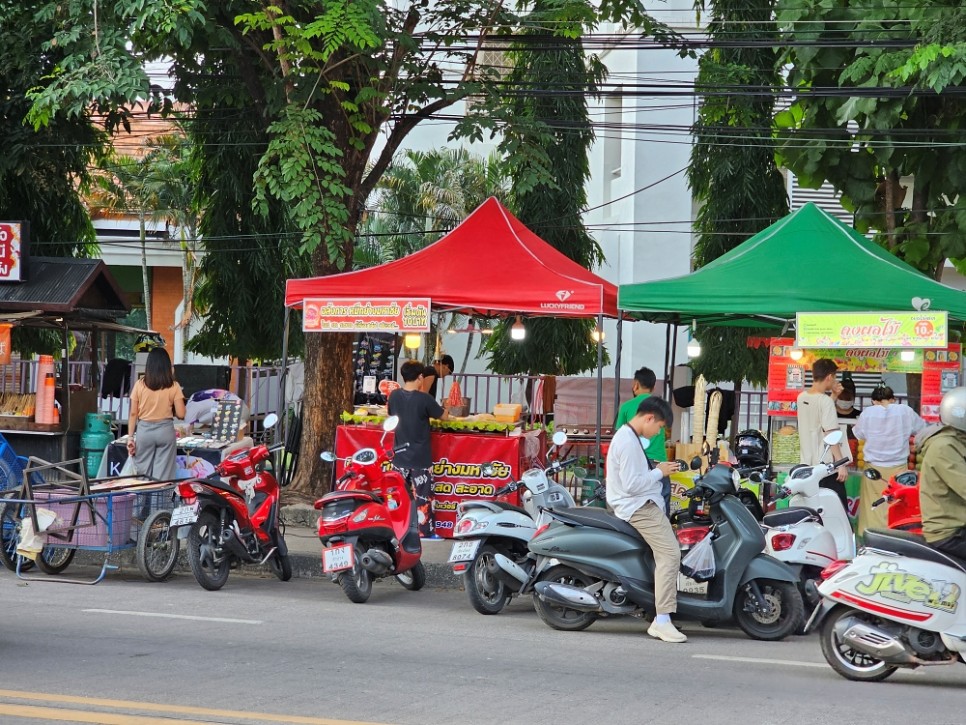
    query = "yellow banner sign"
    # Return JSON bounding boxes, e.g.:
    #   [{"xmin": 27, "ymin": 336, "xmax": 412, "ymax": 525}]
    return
[{"xmin": 796, "ymin": 311, "xmax": 947, "ymax": 349}]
